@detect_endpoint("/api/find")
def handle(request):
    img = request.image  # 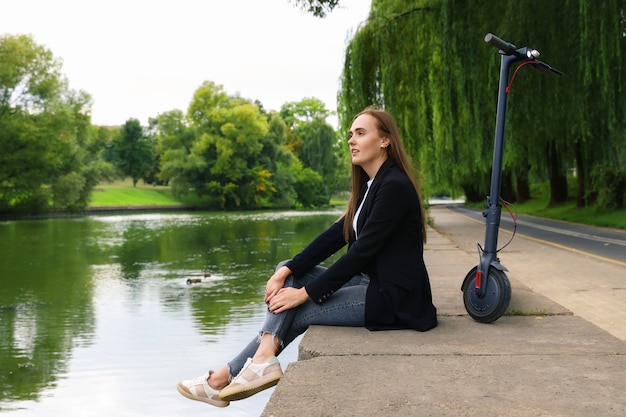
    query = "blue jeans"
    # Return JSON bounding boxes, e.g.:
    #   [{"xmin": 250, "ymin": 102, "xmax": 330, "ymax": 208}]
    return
[{"xmin": 227, "ymin": 261, "xmax": 369, "ymax": 377}]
